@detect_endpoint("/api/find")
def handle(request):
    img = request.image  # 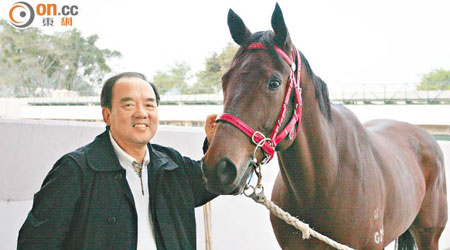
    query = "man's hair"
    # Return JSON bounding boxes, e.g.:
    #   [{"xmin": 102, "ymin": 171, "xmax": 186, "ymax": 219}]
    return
[{"xmin": 100, "ymin": 72, "xmax": 160, "ymax": 109}]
